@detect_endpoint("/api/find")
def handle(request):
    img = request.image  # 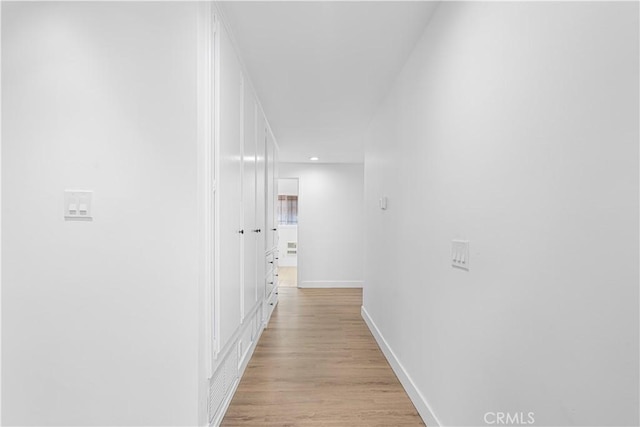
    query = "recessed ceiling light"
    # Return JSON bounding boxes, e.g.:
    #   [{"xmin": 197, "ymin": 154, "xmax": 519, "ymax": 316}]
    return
[{"xmin": 309, "ymin": 156, "xmax": 319, "ymax": 161}]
